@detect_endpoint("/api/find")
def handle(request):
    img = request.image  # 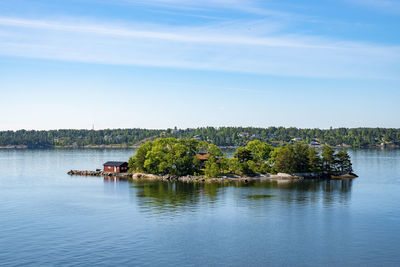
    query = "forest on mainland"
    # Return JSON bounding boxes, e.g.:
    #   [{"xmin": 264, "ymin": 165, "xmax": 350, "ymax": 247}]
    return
[{"xmin": 0, "ymin": 127, "xmax": 399, "ymax": 149}]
